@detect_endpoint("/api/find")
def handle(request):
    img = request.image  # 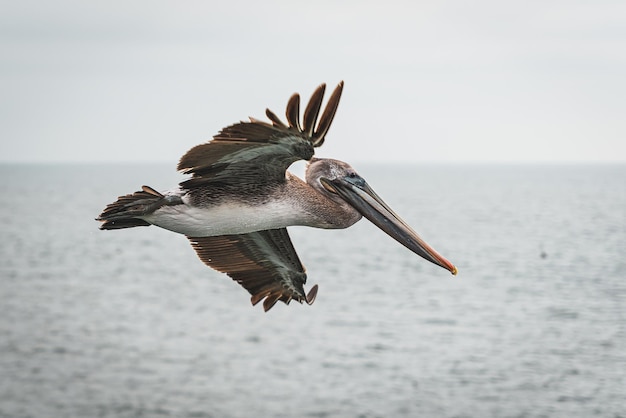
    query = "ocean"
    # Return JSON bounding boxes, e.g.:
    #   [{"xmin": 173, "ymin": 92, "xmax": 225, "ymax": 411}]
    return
[{"xmin": 0, "ymin": 163, "xmax": 624, "ymax": 418}]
